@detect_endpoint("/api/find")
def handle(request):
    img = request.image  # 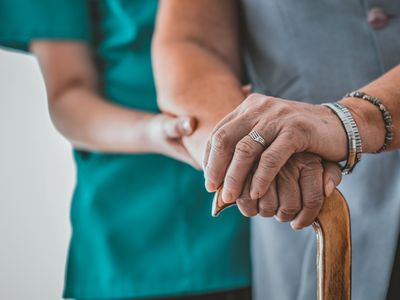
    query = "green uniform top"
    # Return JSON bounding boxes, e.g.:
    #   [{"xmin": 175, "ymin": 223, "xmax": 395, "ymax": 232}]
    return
[{"xmin": 0, "ymin": 0, "xmax": 251, "ymax": 299}]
